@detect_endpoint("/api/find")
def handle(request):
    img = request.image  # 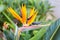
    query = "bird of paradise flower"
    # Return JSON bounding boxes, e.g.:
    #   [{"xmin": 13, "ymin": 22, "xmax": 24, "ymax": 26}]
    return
[{"xmin": 8, "ymin": 4, "xmax": 38, "ymax": 27}]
